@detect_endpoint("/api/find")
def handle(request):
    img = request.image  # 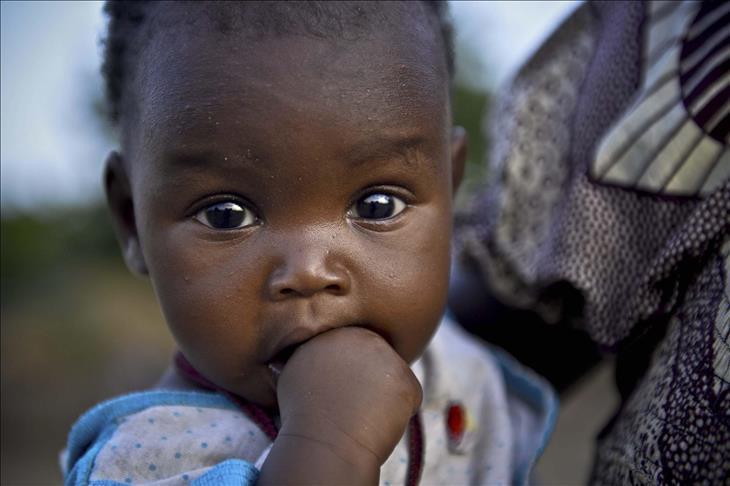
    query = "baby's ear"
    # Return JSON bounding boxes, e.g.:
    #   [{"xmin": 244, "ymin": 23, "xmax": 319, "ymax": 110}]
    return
[
  {"xmin": 450, "ymin": 126, "xmax": 468, "ymax": 194},
  {"xmin": 103, "ymin": 151, "xmax": 148, "ymax": 276}
]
